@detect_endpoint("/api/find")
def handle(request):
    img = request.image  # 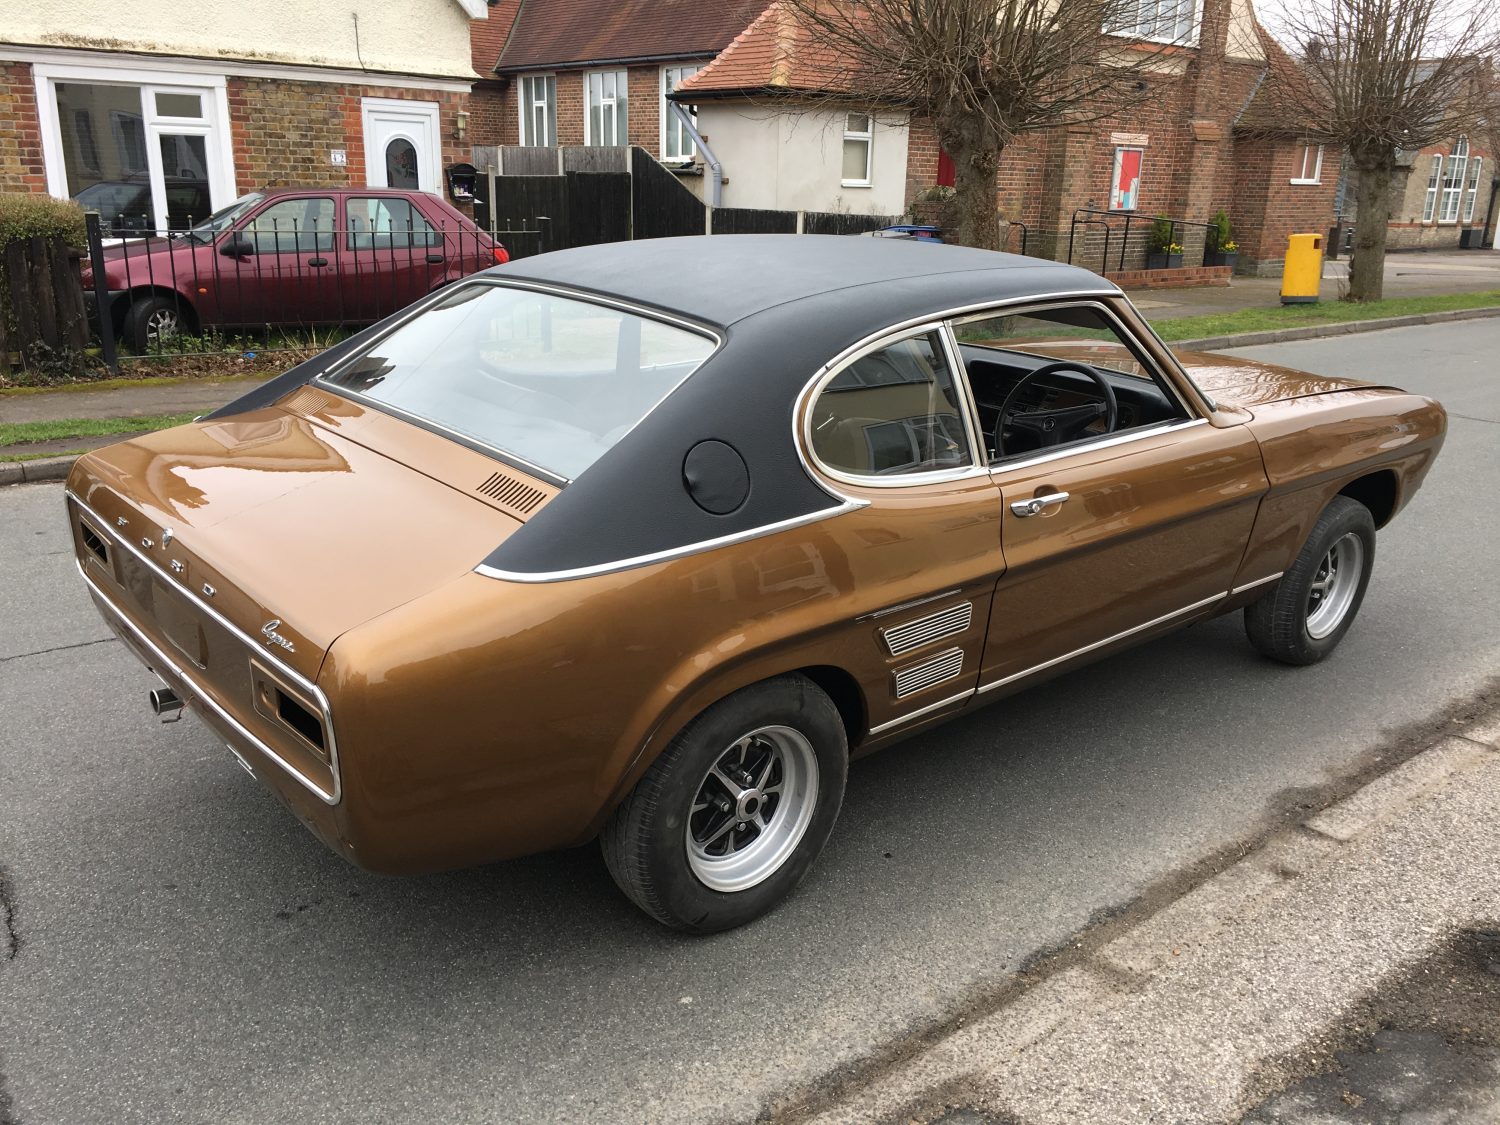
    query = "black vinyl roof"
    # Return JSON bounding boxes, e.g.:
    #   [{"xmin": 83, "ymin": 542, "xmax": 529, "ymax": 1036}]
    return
[{"xmin": 492, "ymin": 235, "xmax": 1117, "ymax": 331}]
